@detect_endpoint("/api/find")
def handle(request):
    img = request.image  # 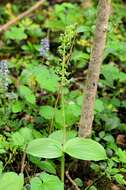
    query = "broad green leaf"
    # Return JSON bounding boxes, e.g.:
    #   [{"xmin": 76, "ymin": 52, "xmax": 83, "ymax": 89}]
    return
[
  {"xmin": 105, "ymin": 40, "xmax": 126, "ymax": 61},
  {"xmin": 20, "ymin": 18, "xmax": 42, "ymax": 37},
  {"xmin": 88, "ymin": 186, "xmax": 97, "ymax": 190},
  {"xmin": 101, "ymin": 64, "xmax": 119, "ymax": 87},
  {"xmin": 103, "ymin": 134, "xmax": 115, "ymax": 143},
  {"xmin": 105, "ymin": 117, "xmax": 120, "ymax": 131},
  {"xmin": 26, "ymin": 138, "xmax": 62, "ymax": 158},
  {"xmin": 64, "ymin": 137, "xmax": 107, "ymax": 161},
  {"xmin": 49, "ymin": 130, "xmax": 77, "ymax": 145},
  {"xmin": 19, "ymin": 85, "xmax": 35, "ymax": 105},
  {"xmin": 66, "ymin": 103, "xmax": 81, "ymax": 117},
  {"xmin": 34, "ymin": 66, "xmax": 59, "ymax": 92},
  {"xmin": 32, "ymin": 129, "xmax": 43, "ymax": 138},
  {"xmin": 74, "ymin": 178, "xmax": 83, "ymax": 187},
  {"xmin": 95, "ymin": 99, "xmax": 104, "ymax": 113},
  {"xmin": 31, "ymin": 177, "xmax": 42, "ymax": 190},
  {"xmin": 11, "ymin": 127, "xmax": 33, "ymax": 147},
  {"xmin": 116, "ymin": 148, "xmax": 126, "ymax": 164},
  {"xmin": 19, "ymin": 127, "xmax": 33, "ymax": 143},
  {"xmin": 11, "ymin": 132, "xmax": 25, "ymax": 147},
  {"xmin": 20, "ymin": 66, "xmax": 59, "ymax": 93},
  {"xmin": 0, "ymin": 147, "xmax": 6, "ymax": 154},
  {"xmin": 110, "ymin": 98, "xmax": 120, "ymax": 108},
  {"xmin": 54, "ymin": 109, "xmax": 63, "ymax": 127},
  {"xmin": 39, "ymin": 106, "xmax": 54, "ymax": 120},
  {"xmin": 30, "ymin": 173, "xmax": 64, "ymax": 190},
  {"xmin": 5, "ymin": 26, "xmax": 27, "ymax": 41},
  {"xmin": 30, "ymin": 156, "xmax": 56, "ymax": 174},
  {"xmin": 45, "ymin": 3, "xmax": 82, "ymax": 30},
  {"xmin": 40, "ymin": 161, "xmax": 56, "ymax": 174},
  {"xmin": 0, "ymin": 172, "xmax": 24, "ymax": 190},
  {"xmin": 114, "ymin": 174, "xmax": 126, "ymax": 185},
  {"xmin": 71, "ymin": 50, "xmax": 89, "ymax": 68},
  {"xmin": 121, "ymin": 100, "xmax": 126, "ymax": 108},
  {"xmin": 40, "ymin": 172, "xmax": 64, "ymax": 190},
  {"xmin": 119, "ymin": 72, "xmax": 126, "ymax": 82},
  {"xmin": 11, "ymin": 101, "xmax": 23, "ymax": 113},
  {"xmin": 0, "ymin": 149, "xmax": 6, "ymax": 154},
  {"xmin": 76, "ymin": 95, "xmax": 83, "ymax": 106},
  {"xmin": 55, "ymin": 103, "xmax": 81, "ymax": 127}
]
